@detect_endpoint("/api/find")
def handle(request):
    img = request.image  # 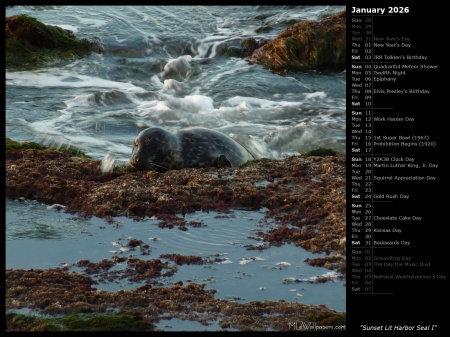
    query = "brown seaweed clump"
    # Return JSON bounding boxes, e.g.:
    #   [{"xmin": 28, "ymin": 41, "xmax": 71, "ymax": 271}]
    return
[
  {"xmin": 74, "ymin": 257, "xmax": 178, "ymax": 285},
  {"xmin": 159, "ymin": 254, "xmax": 205, "ymax": 265}
]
